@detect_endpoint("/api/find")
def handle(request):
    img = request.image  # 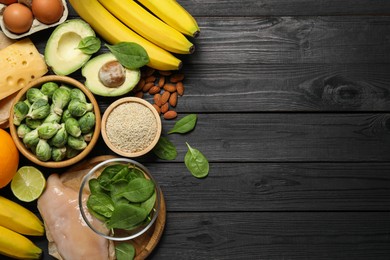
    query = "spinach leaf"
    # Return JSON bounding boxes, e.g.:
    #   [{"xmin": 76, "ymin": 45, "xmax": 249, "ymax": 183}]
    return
[
  {"xmin": 111, "ymin": 166, "xmax": 130, "ymax": 183},
  {"xmin": 87, "ymin": 193, "xmax": 115, "ymax": 218},
  {"xmin": 184, "ymin": 142, "xmax": 209, "ymax": 178},
  {"xmin": 78, "ymin": 36, "xmax": 101, "ymax": 55},
  {"xmin": 141, "ymin": 191, "xmax": 156, "ymax": 214},
  {"xmin": 109, "ymin": 204, "xmax": 148, "ymax": 229},
  {"xmin": 106, "ymin": 42, "xmax": 149, "ymax": 69},
  {"xmin": 168, "ymin": 114, "xmax": 197, "ymax": 134},
  {"xmin": 115, "ymin": 243, "xmax": 135, "ymax": 260},
  {"xmin": 127, "ymin": 166, "xmax": 145, "ymax": 181},
  {"xmin": 110, "ymin": 180, "xmax": 129, "ymax": 203},
  {"xmin": 152, "ymin": 136, "xmax": 177, "ymax": 160},
  {"xmin": 123, "ymin": 178, "xmax": 155, "ymax": 203},
  {"xmin": 98, "ymin": 164, "xmax": 127, "ymax": 190},
  {"xmin": 88, "ymin": 178, "xmax": 106, "ymax": 195}
]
